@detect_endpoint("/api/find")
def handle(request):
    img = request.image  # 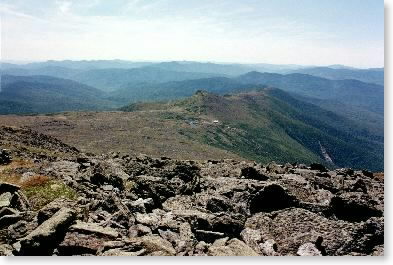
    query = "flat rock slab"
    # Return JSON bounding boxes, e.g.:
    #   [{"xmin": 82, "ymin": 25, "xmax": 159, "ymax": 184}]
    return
[
  {"xmin": 59, "ymin": 232, "xmax": 108, "ymax": 255},
  {"xmin": 70, "ymin": 221, "xmax": 119, "ymax": 238},
  {"xmin": 129, "ymin": 235, "xmax": 176, "ymax": 256},
  {"xmin": 19, "ymin": 207, "xmax": 76, "ymax": 255}
]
